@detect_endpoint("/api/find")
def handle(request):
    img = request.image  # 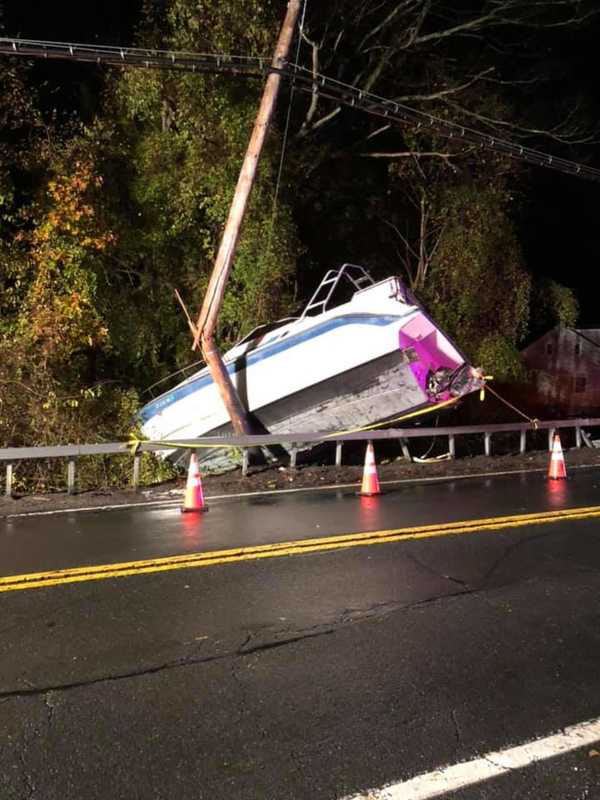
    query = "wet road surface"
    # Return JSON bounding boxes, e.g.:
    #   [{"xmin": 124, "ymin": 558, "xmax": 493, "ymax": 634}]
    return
[
  {"xmin": 2, "ymin": 468, "xmax": 600, "ymax": 798},
  {"xmin": 2, "ymin": 467, "xmax": 599, "ymax": 576}
]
